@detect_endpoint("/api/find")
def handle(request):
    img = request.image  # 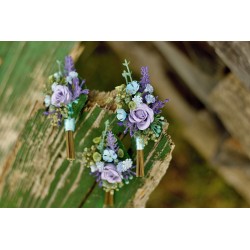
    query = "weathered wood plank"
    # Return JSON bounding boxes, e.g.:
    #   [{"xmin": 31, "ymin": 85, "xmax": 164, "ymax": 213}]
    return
[
  {"xmin": 153, "ymin": 42, "xmax": 224, "ymax": 106},
  {"xmin": 0, "ymin": 91, "xmax": 174, "ymax": 208},
  {"xmin": 209, "ymin": 41, "xmax": 250, "ymax": 89},
  {"xmin": 107, "ymin": 41, "xmax": 250, "ymax": 204},
  {"xmin": 0, "ymin": 42, "xmax": 79, "ymax": 168},
  {"xmin": 208, "ymin": 73, "xmax": 250, "ymax": 159}
]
